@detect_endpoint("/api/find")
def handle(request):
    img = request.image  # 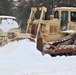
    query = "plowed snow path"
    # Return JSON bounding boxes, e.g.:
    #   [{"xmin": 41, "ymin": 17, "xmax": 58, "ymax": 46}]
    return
[{"xmin": 0, "ymin": 39, "xmax": 76, "ymax": 75}]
